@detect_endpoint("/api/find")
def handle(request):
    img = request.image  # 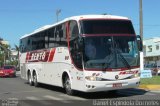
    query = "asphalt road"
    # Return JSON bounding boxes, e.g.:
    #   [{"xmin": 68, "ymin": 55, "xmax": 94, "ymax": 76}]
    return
[{"xmin": 0, "ymin": 73, "xmax": 160, "ymax": 106}]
